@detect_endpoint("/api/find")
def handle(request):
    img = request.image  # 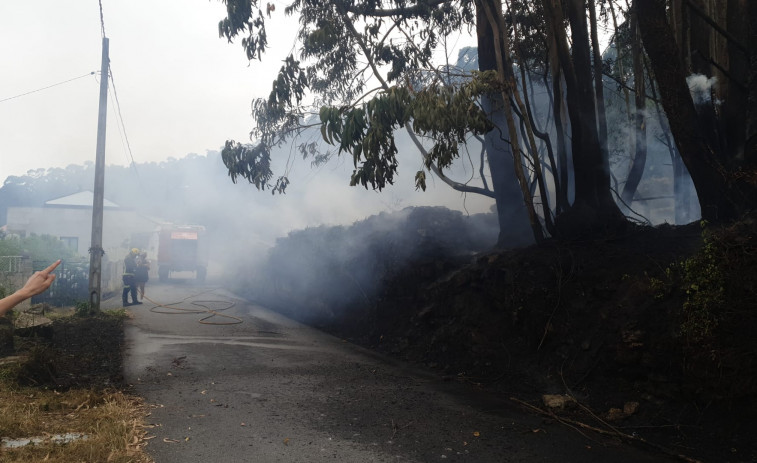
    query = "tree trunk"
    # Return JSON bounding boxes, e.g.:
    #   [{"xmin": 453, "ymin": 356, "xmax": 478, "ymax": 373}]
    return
[
  {"xmin": 588, "ymin": 0, "xmax": 609, "ymax": 160},
  {"xmin": 723, "ymin": 0, "xmax": 749, "ymax": 160},
  {"xmin": 608, "ymin": 0, "xmax": 632, "ymax": 120},
  {"xmin": 689, "ymin": 0, "xmax": 714, "ymax": 75},
  {"xmin": 475, "ymin": 0, "xmax": 535, "ymax": 246},
  {"xmin": 544, "ymin": 0, "xmax": 625, "ymax": 235},
  {"xmin": 635, "ymin": 0, "xmax": 750, "ymax": 221},
  {"xmin": 673, "ymin": 150, "xmax": 694, "ymax": 224},
  {"xmin": 670, "ymin": 0, "xmax": 684, "ymax": 47},
  {"xmin": 621, "ymin": 9, "xmax": 648, "ymax": 206},
  {"xmin": 548, "ymin": 37, "xmax": 571, "ymax": 212},
  {"xmin": 510, "ymin": 16, "xmax": 556, "ymax": 235},
  {"xmin": 747, "ymin": 0, "xmax": 757, "ymax": 164}
]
